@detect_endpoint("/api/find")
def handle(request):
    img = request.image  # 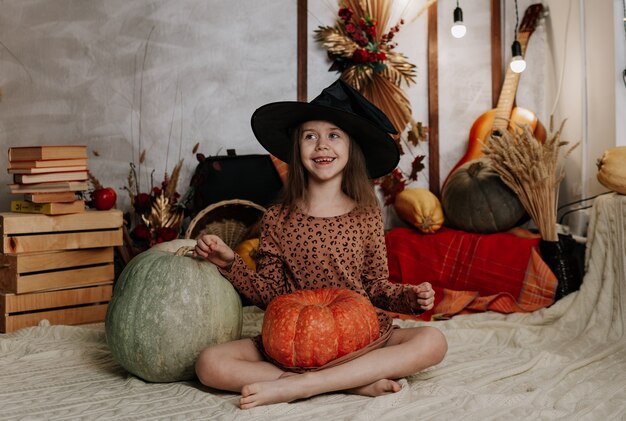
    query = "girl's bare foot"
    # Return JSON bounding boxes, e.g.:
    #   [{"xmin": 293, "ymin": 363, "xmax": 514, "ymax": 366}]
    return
[
  {"xmin": 240, "ymin": 375, "xmax": 312, "ymax": 409},
  {"xmin": 238, "ymin": 375, "xmax": 402, "ymax": 409},
  {"xmin": 346, "ymin": 379, "xmax": 401, "ymax": 397}
]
